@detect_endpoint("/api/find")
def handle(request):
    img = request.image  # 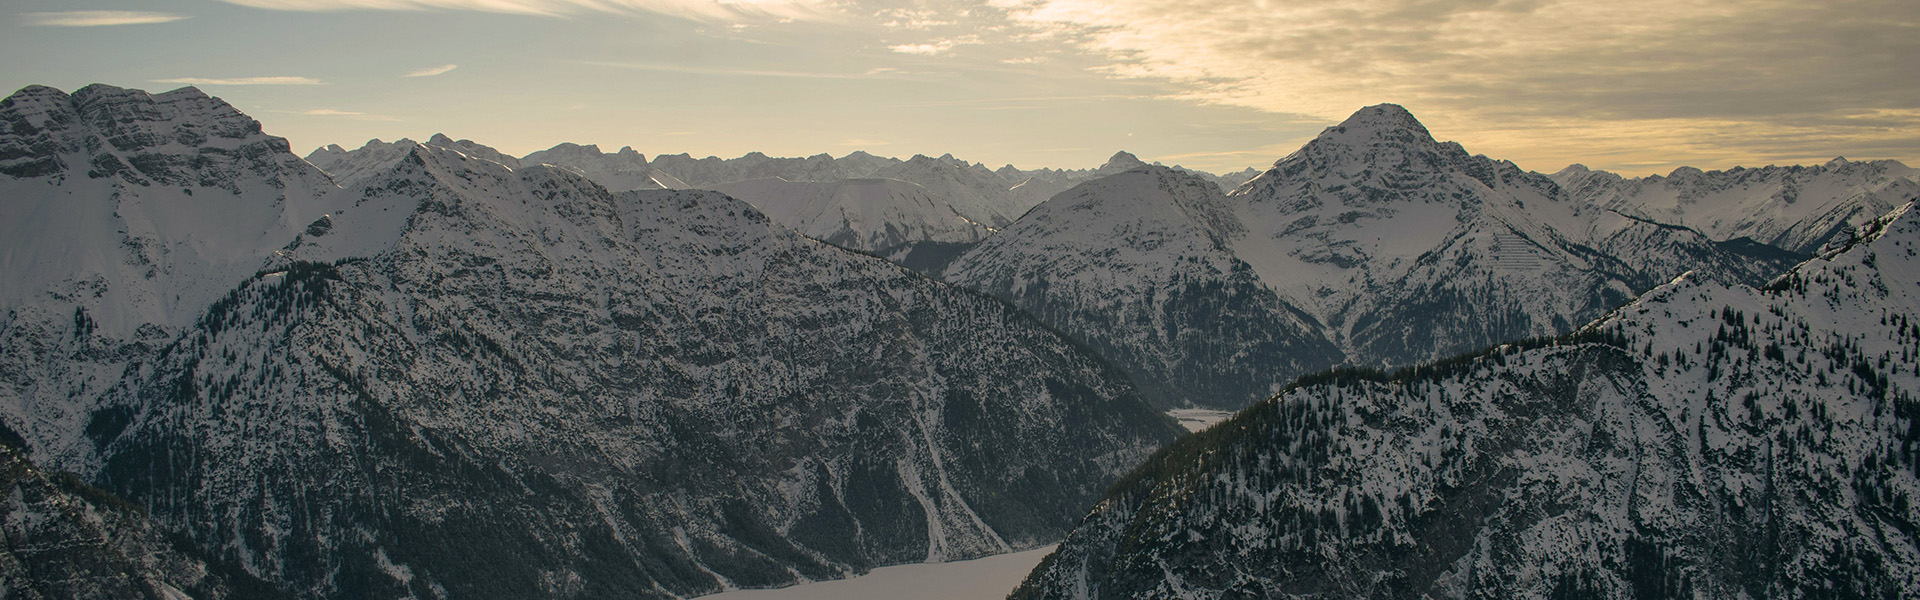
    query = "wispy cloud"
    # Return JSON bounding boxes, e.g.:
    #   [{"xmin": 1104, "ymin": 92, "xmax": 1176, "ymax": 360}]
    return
[
  {"xmin": 213, "ymin": 0, "xmax": 836, "ymax": 23},
  {"xmin": 153, "ymin": 76, "xmax": 324, "ymax": 86},
  {"xmin": 405, "ymin": 64, "xmax": 459, "ymax": 77},
  {"xmin": 21, "ymin": 10, "xmax": 190, "ymax": 27},
  {"xmin": 888, "ymin": 42, "xmax": 952, "ymax": 56},
  {"xmin": 888, "ymin": 34, "xmax": 983, "ymax": 56}
]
